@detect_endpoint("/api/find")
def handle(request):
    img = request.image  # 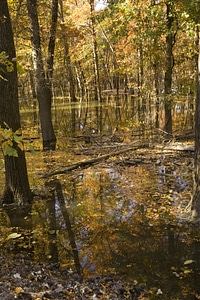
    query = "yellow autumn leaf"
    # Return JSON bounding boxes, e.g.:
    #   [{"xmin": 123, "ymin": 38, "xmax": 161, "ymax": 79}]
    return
[{"xmin": 15, "ymin": 287, "xmax": 23, "ymax": 295}]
